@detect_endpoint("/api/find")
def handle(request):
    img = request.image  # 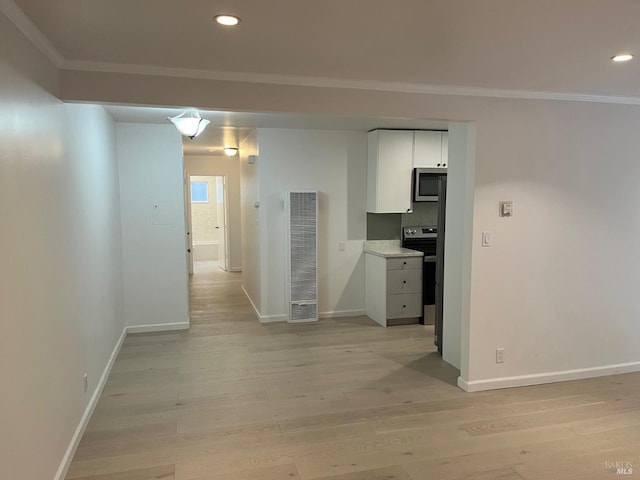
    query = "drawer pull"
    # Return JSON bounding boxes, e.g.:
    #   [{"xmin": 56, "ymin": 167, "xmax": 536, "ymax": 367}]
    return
[
  {"xmin": 403, "ymin": 280, "xmax": 407, "ymax": 284},
  {"xmin": 403, "ymin": 305, "xmax": 406, "ymax": 308}
]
